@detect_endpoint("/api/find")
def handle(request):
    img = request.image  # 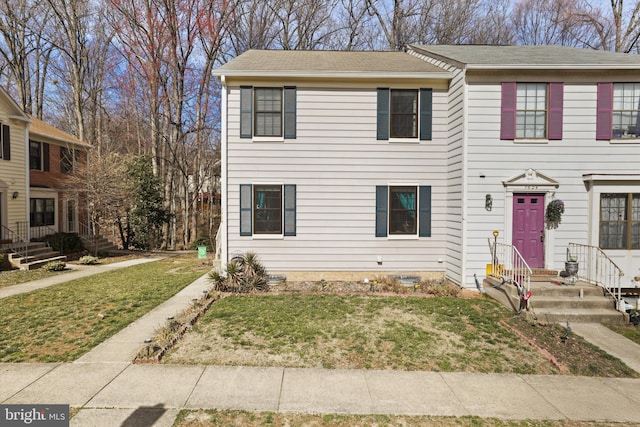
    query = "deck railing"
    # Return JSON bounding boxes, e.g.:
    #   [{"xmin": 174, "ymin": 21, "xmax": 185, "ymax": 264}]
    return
[
  {"xmin": 488, "ymin": 239, "xmax": 532, "ymax": 295},
  {"xmin": 567, "ymin": 243, "xmax": 624, "ymax": 310}
]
